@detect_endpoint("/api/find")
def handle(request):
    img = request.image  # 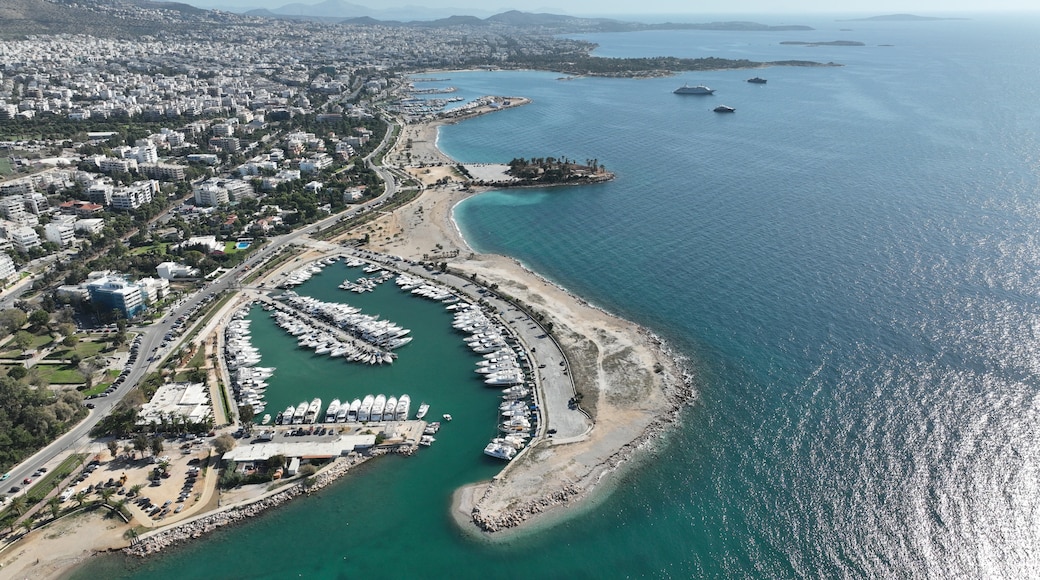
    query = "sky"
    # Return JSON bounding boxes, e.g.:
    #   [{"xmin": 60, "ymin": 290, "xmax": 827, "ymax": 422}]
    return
[{"xmin": 193, "ymin": 0, "xmax": 1036, "ymax": 15}]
